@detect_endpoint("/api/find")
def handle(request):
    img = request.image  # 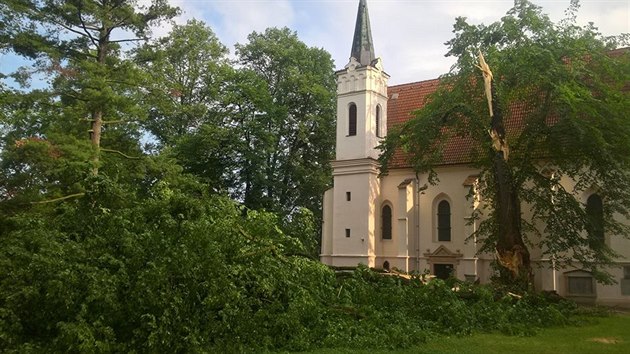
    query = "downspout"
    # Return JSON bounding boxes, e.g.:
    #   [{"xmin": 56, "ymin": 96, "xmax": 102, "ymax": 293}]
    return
[
  {"xmin": 552, "ymin": 256, "xmax": 557, "ymax": 292},
  {"xmin": 474, "ymin": 217, "xmax": 478, "ymax": 278}
]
